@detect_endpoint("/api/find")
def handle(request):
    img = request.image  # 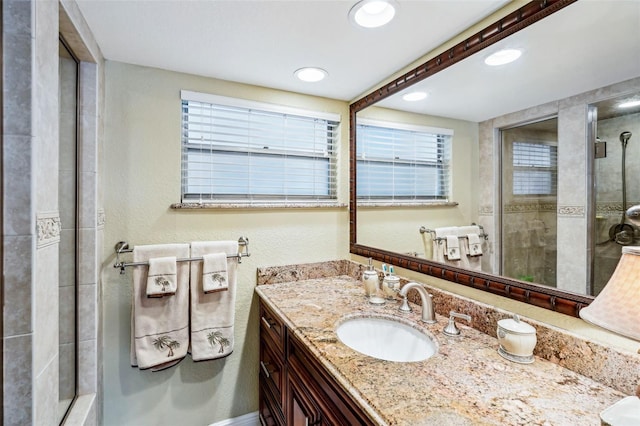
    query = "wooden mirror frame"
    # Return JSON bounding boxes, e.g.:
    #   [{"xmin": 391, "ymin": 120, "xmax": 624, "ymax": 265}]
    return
[{"xmin": 349, "ymin": 0, "xmax": 595, "ymax": 318}]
